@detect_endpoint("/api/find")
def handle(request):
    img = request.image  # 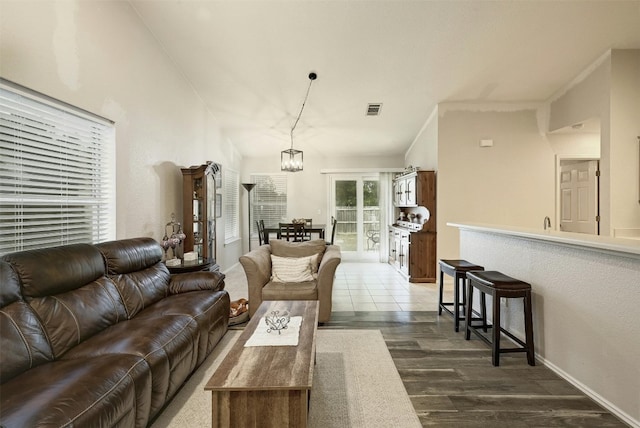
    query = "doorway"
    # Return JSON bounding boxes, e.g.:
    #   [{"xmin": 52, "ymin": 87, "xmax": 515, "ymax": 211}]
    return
[
  {"xmin": 558, "ymin": 158, "xmax": 600, "ymax": 234},
  {"xmin": 329, "ymin": 174, "xmax": 380, "ymax": 260}
]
